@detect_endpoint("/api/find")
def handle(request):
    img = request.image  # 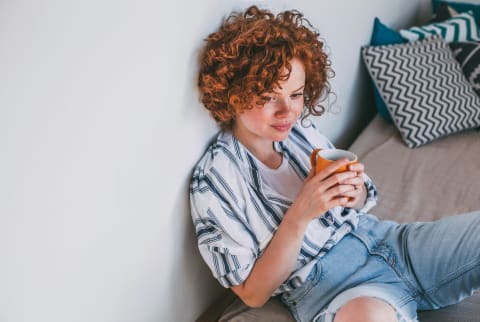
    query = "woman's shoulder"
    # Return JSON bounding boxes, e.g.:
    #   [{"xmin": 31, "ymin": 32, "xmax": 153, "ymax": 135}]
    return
[
  {"xmin": 190, "ymin": 131, "xmax": 251, "ymax": 214},
  {"xmin": 289, "ymin": 119, "xmax": 335, "ymax": 149},
  {"xmin": 191, "ymin": 130, "xmax": 245, "ymax": 181}
]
